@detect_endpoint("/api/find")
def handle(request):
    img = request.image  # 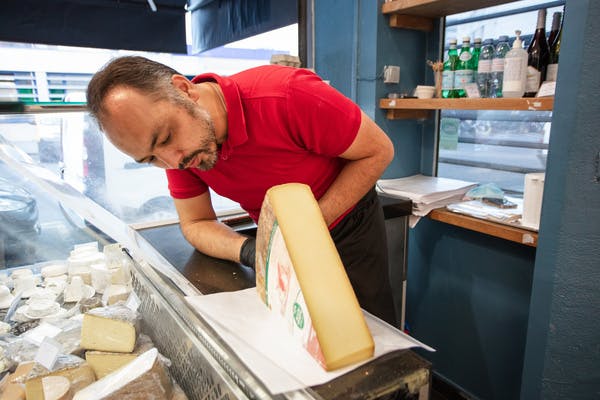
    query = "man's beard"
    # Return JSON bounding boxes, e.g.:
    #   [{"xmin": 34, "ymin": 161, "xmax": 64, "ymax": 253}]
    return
[{"xmin": 176, "ymin": 97, "xmax": 218, "ymax": 171}]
